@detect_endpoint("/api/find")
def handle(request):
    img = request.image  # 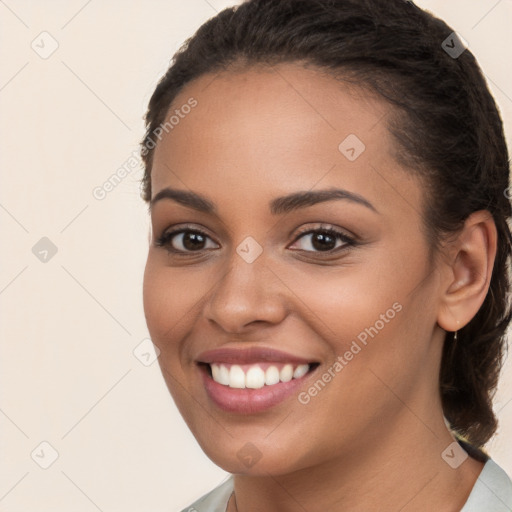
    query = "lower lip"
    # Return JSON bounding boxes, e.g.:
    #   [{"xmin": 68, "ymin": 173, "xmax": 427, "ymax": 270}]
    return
[{"xmin": 200, "ymin": 365, "xmax": 315, "ymax": 414}]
